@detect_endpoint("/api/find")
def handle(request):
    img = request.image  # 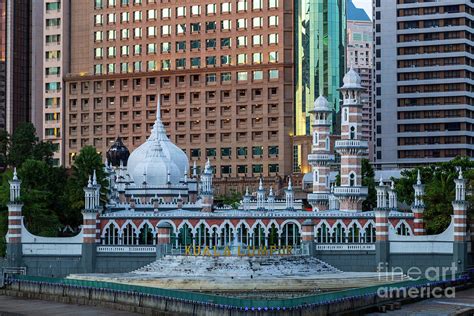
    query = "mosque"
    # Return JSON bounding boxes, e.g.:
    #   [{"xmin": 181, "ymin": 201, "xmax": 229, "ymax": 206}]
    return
[{"xmin": 4, "ymin": 69, "xmax": 471, "ymax": 276}]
